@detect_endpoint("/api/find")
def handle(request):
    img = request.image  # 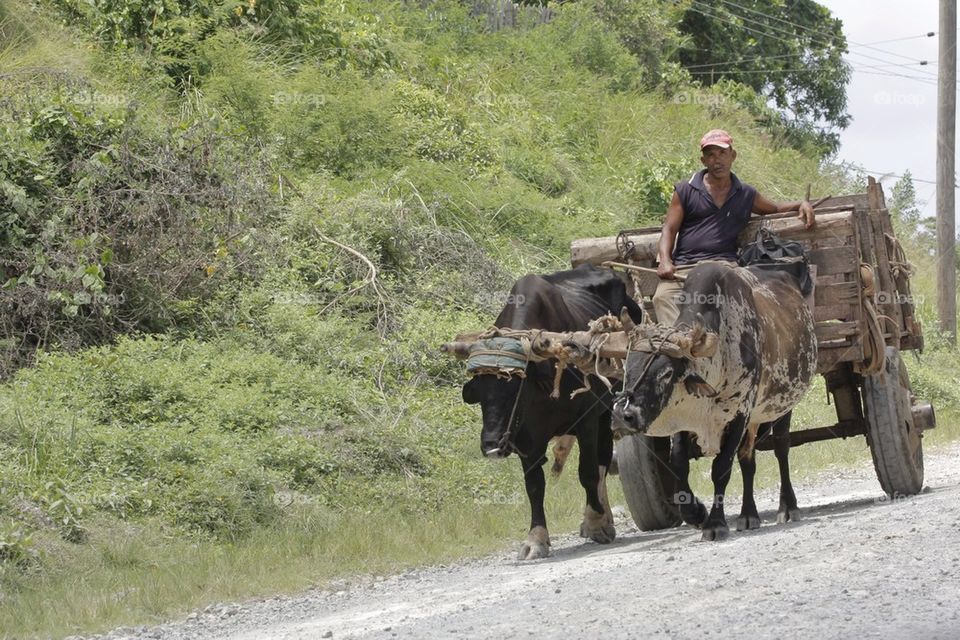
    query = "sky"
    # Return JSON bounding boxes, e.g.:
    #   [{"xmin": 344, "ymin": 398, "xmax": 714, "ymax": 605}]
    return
[{"xmin": 818, "ymin": 0, "xmax": 944, "ymax": 218}]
